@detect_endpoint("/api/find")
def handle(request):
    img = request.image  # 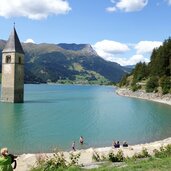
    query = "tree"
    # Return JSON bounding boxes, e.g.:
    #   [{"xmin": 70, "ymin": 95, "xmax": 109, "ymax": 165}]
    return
[
  {"xmin": 146, "ymin": 77, "xmax": 159, "ymax": 93},
  {"xmin": 119, "ymin": 75, "xmax": 129, "ymax": 87},
  {"xmin": 160, "ymin": 76, "xmax": 171, "ymax": 94},
  {"xmin": 132, "ymin": 62, "xmax": 148, "ymax": 85}
]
